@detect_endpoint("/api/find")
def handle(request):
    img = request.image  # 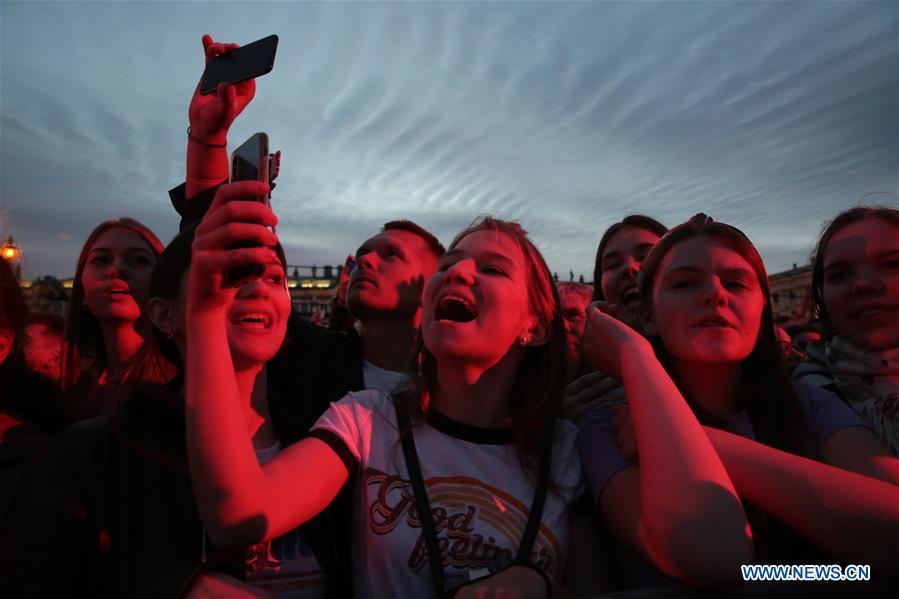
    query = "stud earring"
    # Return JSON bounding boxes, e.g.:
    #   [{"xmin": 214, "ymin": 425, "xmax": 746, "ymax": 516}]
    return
[{"xmin": 519, "ymin": 334, "xmax": 530, "ymax": 346}]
